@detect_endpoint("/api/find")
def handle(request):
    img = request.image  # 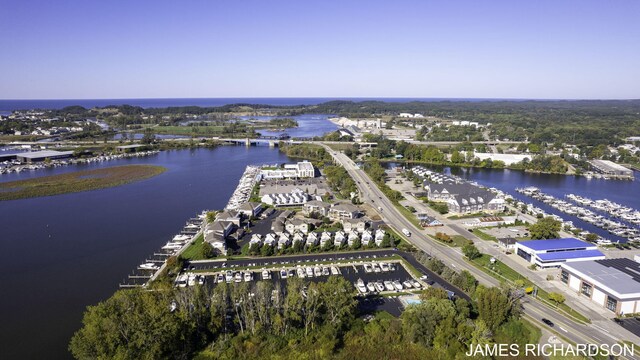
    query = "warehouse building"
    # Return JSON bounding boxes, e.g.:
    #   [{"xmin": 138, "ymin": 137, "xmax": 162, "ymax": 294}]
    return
[
  {"xmin": 589, "ymin": 160, "xmax": 633, "ymax": 179},
  {"xmin": 515, "ymin": 238, "xmax": 605, "ymax": 268},
  {"xmin": 16, "ymin": 150, "xmax": 74, "ymax": 163},
  {"xmin": 561, "ymin": 258, "xmax": 640, "ymax": 315}
]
